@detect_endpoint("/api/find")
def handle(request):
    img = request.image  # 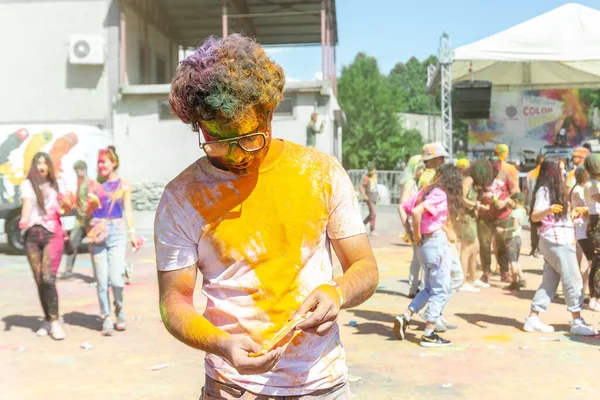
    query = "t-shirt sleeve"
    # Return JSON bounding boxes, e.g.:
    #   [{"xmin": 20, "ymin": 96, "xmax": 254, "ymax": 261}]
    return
[
  {"xmin": 20, "ymin": 179, "xmax": 35, "ymax": 200},
  {"xmin": 505, "ymin": 176, "xmax": 515, "ymax": 193},
  {"xmin": 533, "ymin": 187, "xmax": 550, "ymax": 213},
  {"xmin": 154, "ymin": 190, "xmax": 199, "ymax": 271},
  {"xmin": 402, "ymin": 191, "xmax": 420, "ymax": 216},
  {"xmin": 422, "ymin": 188, "xmax": 447, "ymax": 218},
  {"xmin": 327, "ymin": 159, "xmax": 366, "ymax": 239}
]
